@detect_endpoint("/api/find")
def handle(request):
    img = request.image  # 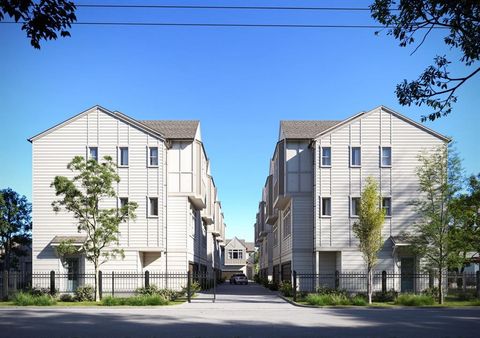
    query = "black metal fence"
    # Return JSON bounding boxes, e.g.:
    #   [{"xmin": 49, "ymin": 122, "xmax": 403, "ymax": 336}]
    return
[
  {"xmin": 293, "ymin": 270, "xmax": 480, "ymax": 296},
  {"xmin": 1, "ymin": 270, "xmax": 217, "ymax": 302}
]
